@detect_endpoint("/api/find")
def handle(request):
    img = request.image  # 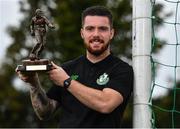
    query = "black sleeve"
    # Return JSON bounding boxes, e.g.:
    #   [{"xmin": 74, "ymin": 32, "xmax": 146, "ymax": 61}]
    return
[{"xmin": 105, "ymin": 65, "xmax": 133, "ymax": 100}]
